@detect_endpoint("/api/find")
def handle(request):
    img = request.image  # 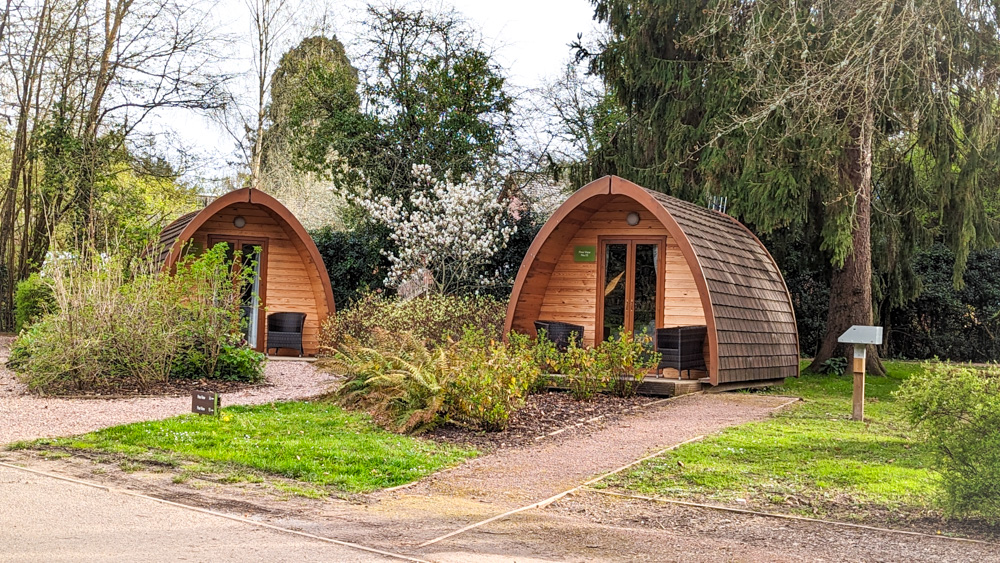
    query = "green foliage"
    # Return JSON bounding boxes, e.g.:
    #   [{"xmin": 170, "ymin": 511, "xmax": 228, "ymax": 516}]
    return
[
  {"xmin": 897, "ymin": 363, "xmax": 1000, "ymax": 523},
  {"xmin": 885, "ymin": 245, "xmax": 1000, "ymax": 362},
  {"xmin": 819, "ymin": 356, "xmax": 848, "ymax": 376},
  {"xmin": 331, "ymin": 331, "xmax": 454, "ymax": 434},
  {"xmin": 172, "ymin": 344, "xmax": 266, "ymax": 384},
  {"xmin": 320, "ymin": 292, "xmax": 507, "ymax": 351},
  {"xmin": 552, "ymin": 332, "xmax": 657, "ymax": 400},
  {"xmin": 477, "ymin": 212, "xmax": 542, "ymax": 299},
  {"xmin": 601, "ymin": 332, "xmax": 658, "ymax": 398},
  {"xmin": 170, "ymin": 243, "xmax": 259, "ymax": 380},
  {"xmin": 10, "ymin": 253, "xmax": 182, "ymax": 393},
  {"xmin": 556, "ymin": 338, "xmax": 609, "ymax": 401},
  {"xmin": 9, "ymin": 244, "xmax": 264, "ymax": 394},
  {"xmin": 28, "ymin": 401, "xmax": 474, "ymax": 494},
  {"xmin": 358, "ymin": 5, "xmax": 514, "ymax": 198},
  {"xmin": 214, "ymin": 345, "xmax": 266, "ymax": 383},
  {"xmin": 328, "ymin": 324, "xmax": 658, "ymax": 432},
  {"xmin": 284, "ymin": 6, "xmax": 513, "ymax": 205},
  {"xmin": 329, "ymin": 328, "xmax": 546, "ymax": 433},
  {"xmin": 311, "ymin": 224, "xmax": 393, "ymax": 307},
  {"xmin": 13, "ymin": 273, "xmax": 55, "ymax": 333},
  {"xmin": 265, "ymin": 34, "xmax": 370, "ymax": 187},
  {"xmin": 449, "ymin": 330, "xmax": 540, "ymax": 431}
]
